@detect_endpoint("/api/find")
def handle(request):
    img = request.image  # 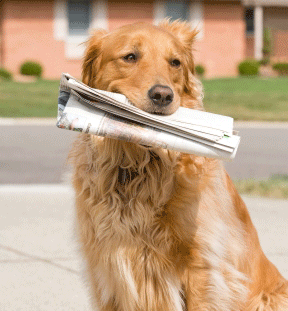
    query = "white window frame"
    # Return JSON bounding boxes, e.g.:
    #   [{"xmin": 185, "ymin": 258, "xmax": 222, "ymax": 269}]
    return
[
  {"xmin": 153, "ymin": 0, "xmax": 204, "ymax": 40},
  {"xmin": 53, "ymin": 0, "xmax": 108, "ymax": 60}
]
